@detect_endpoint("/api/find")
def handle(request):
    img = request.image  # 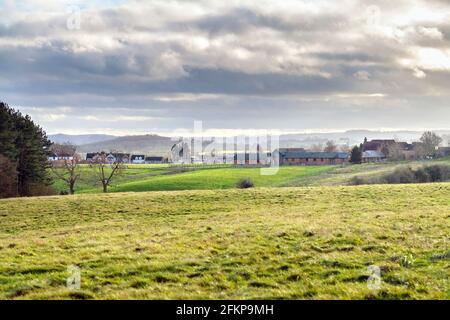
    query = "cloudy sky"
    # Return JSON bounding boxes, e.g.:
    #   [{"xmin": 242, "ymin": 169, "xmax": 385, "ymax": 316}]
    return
[{"xmin": 1, "ymin": 0, "xmax": 450, "ymax": 135}]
